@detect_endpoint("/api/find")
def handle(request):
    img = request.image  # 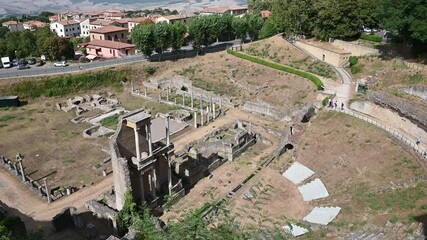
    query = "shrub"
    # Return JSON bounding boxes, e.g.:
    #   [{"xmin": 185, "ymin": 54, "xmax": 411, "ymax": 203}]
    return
[
  {"xmin": 349, "ymin": 56, "xmax": 359, "ymax": 67},
  {"xmin": 144, "ymin": 65, "xmax": 156, "ymax": 75},
  {"xmin": 227, "ymin": 49, "xmax": 324, "ymax": 90},
  {"xmin": 360, "ymin": 34, "xmax": 382, "ymax": 43},
  {"xmin": 351, "ymin": 64, "xmax": 363, "ymax": 74}
]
